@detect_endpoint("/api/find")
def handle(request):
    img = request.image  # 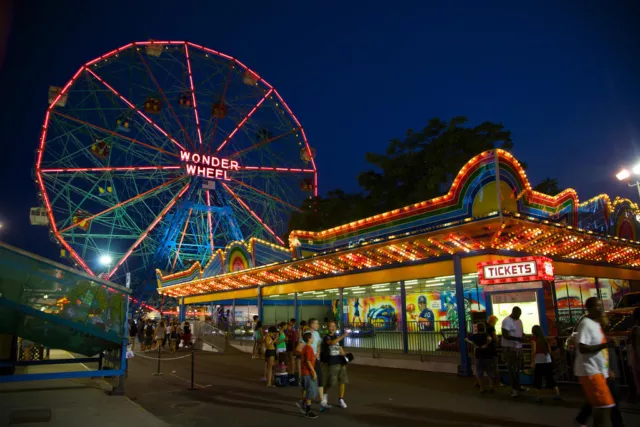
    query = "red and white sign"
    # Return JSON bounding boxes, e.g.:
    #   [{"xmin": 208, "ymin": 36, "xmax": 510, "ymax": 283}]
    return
[
  {"xmin": 180, "ymin": 151, "xmax": 239, "ymax": 181},
  {"xmin": 477, "ymin": 256, "xmax": 554, "ymax": 285}
]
